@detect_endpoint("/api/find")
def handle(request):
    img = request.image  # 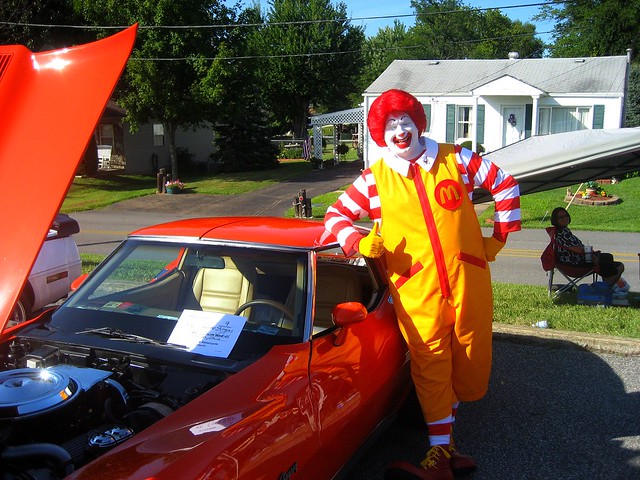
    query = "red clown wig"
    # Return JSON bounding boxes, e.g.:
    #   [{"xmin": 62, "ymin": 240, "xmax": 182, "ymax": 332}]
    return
[{"xmin": 367, "ymin": 89, "xmax": 427, "ymax": 147}]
